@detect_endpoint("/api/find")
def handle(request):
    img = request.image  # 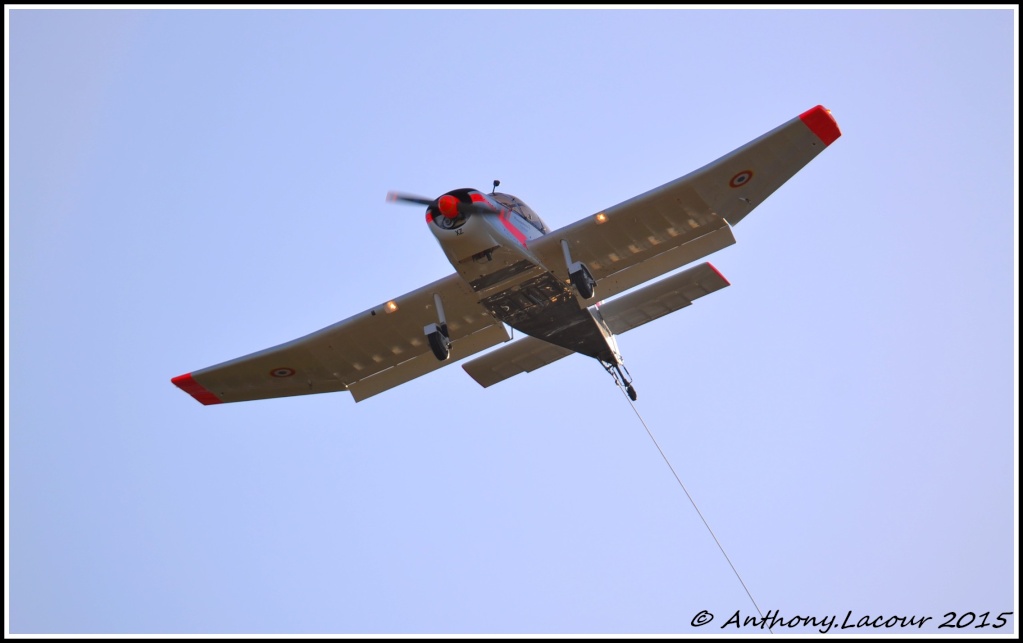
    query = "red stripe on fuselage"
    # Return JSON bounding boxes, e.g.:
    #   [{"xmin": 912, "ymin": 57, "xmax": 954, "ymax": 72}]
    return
[
  {"xmin": 499, "ymin": 211, "xmax": 528, "ymax": 246},
  {"xmin": 172, "ymin": 373, "xmax": 223, "ymax": 405},
  {"xmin": 469, "ymin": 192, "xmax": 528, "ymax": 247}
]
